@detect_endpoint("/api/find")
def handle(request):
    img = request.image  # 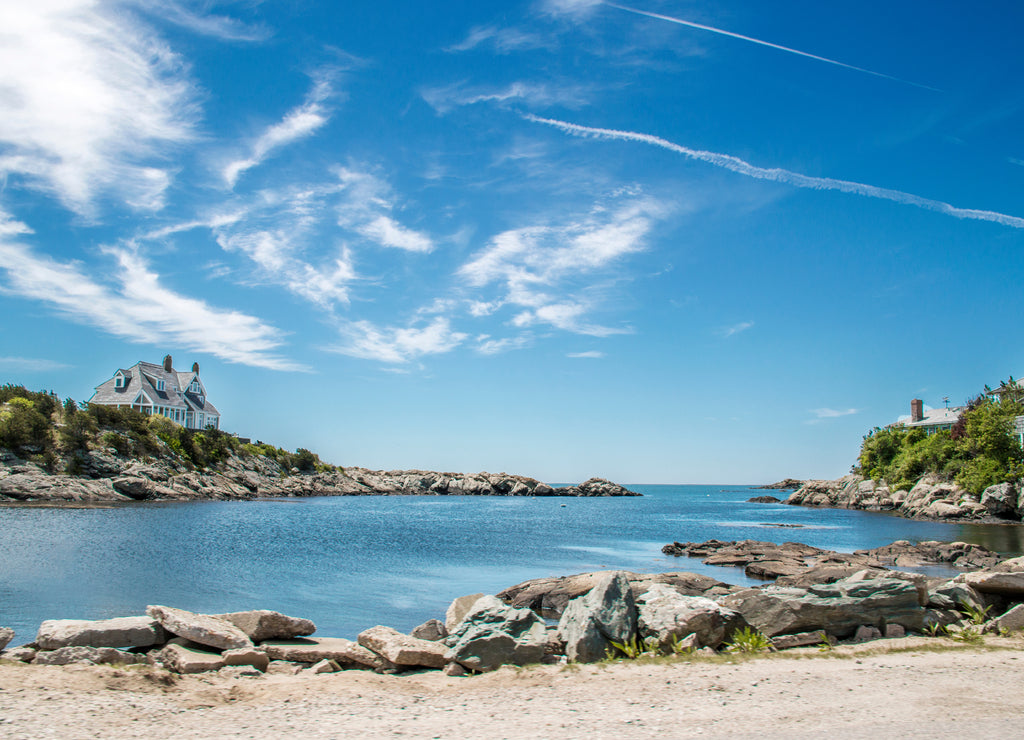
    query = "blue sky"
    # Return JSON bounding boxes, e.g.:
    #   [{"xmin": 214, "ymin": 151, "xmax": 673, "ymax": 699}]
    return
[{"xmin": 1, "ymin": 0, "xmax": 1022, "ymax": 483}]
